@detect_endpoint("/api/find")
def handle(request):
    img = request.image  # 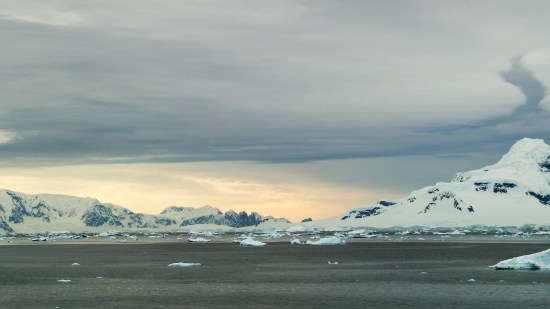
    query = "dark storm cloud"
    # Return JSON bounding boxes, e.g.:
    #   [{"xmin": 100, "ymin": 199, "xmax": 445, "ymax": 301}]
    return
[
  {"xmin": 500, "ymin": 56, "xmax": 547, "ymax": 114},
  {"xmin": 415, "ymin": 55, "xmax": 550, "ymax": 157}
]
